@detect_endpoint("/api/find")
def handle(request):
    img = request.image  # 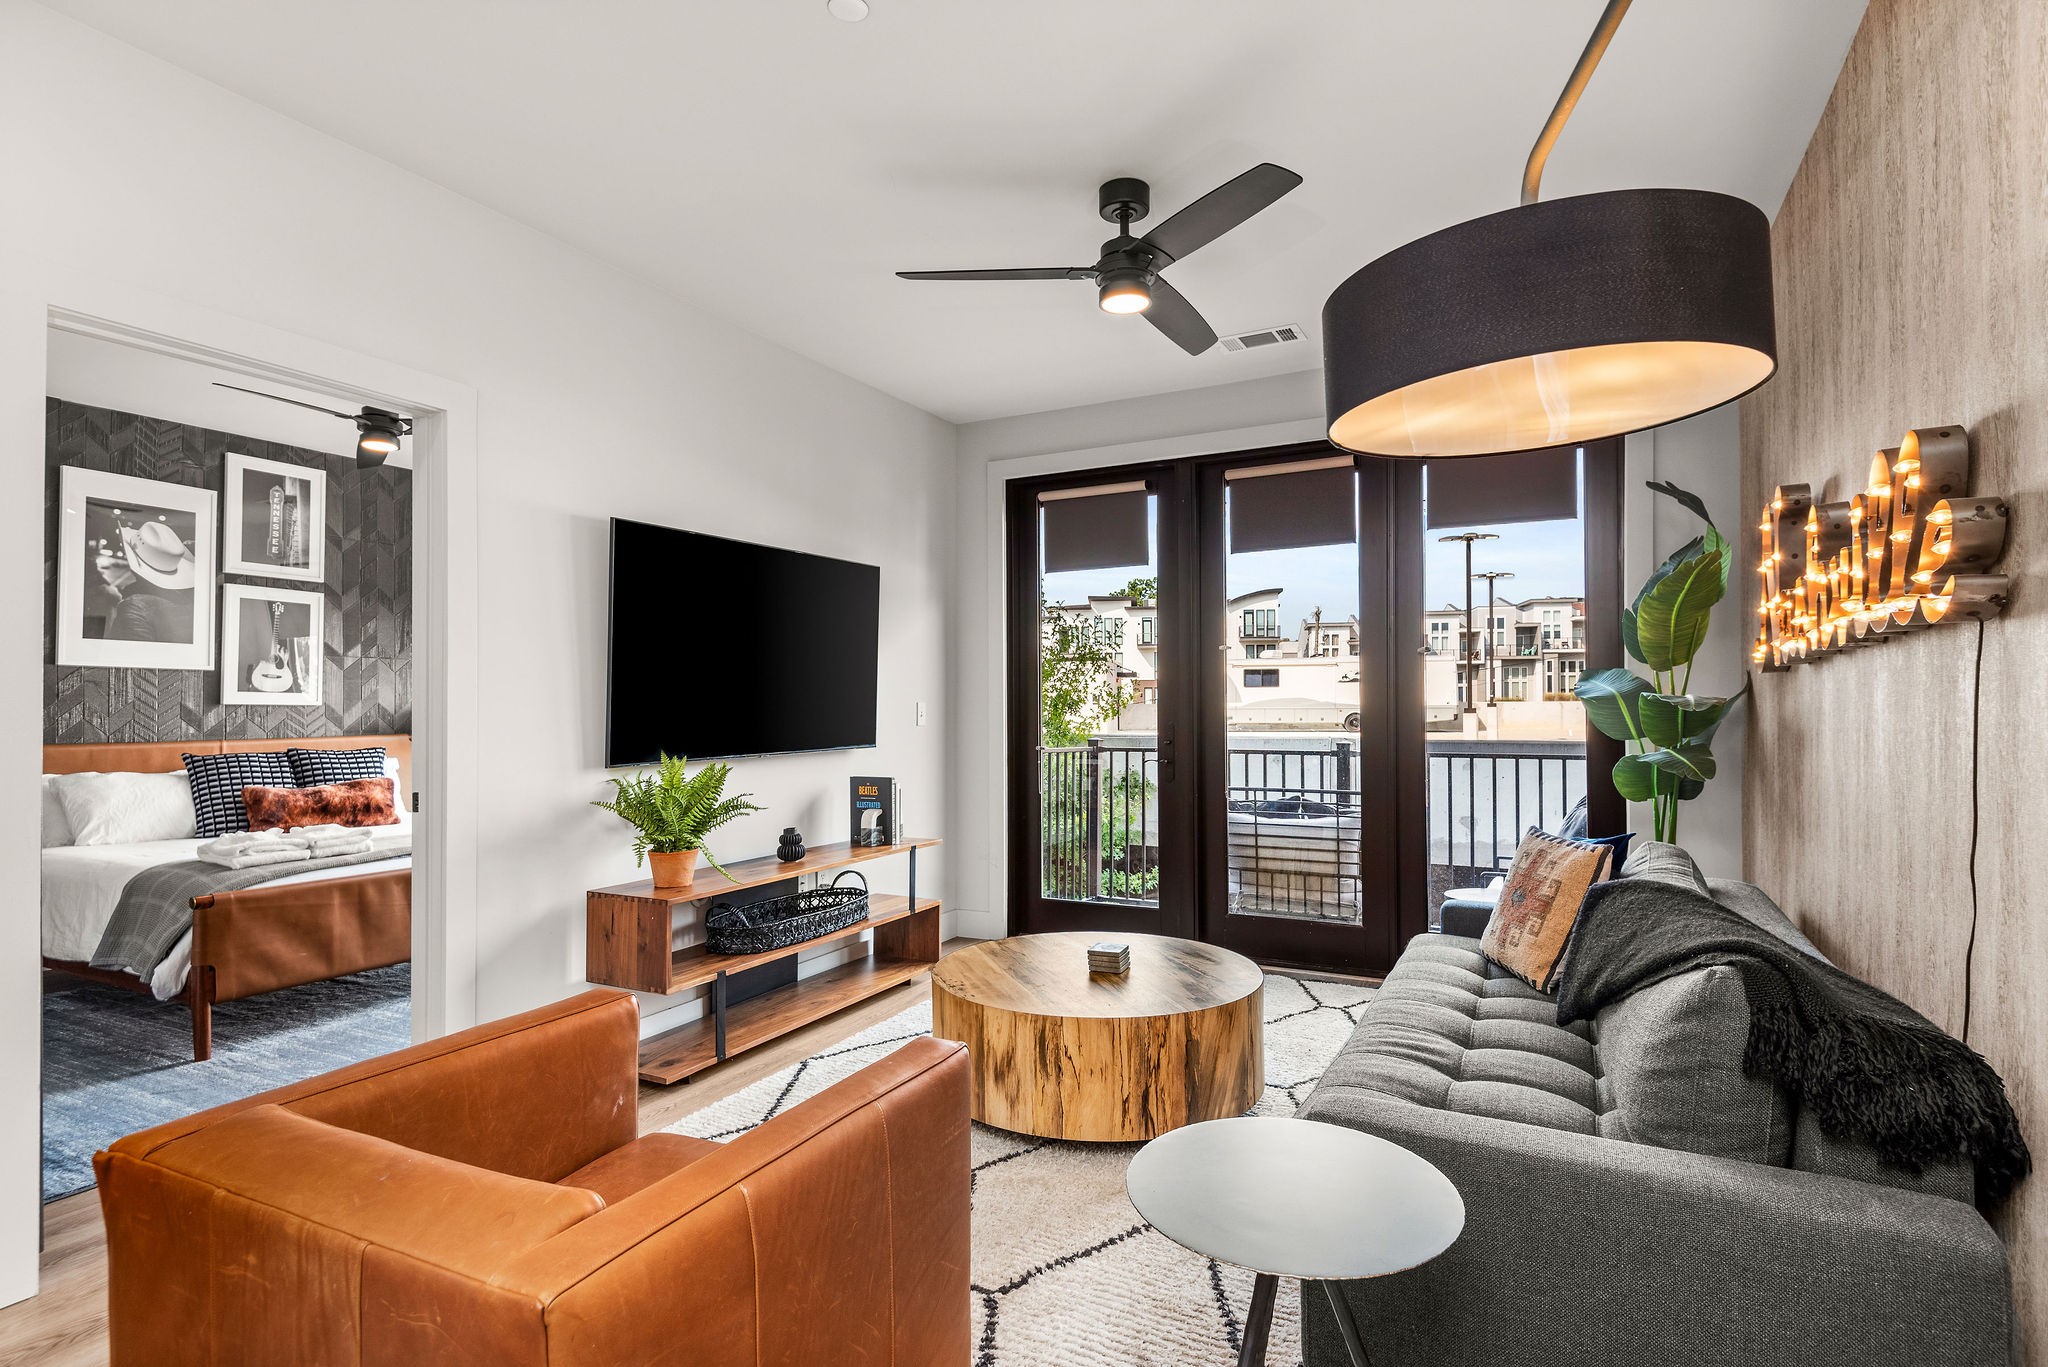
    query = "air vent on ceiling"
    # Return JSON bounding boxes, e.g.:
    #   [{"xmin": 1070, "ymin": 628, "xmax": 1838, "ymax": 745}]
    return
[{"xmin": 1219, "ymin": 324, "xmax": 1305, "ymax": 353}]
